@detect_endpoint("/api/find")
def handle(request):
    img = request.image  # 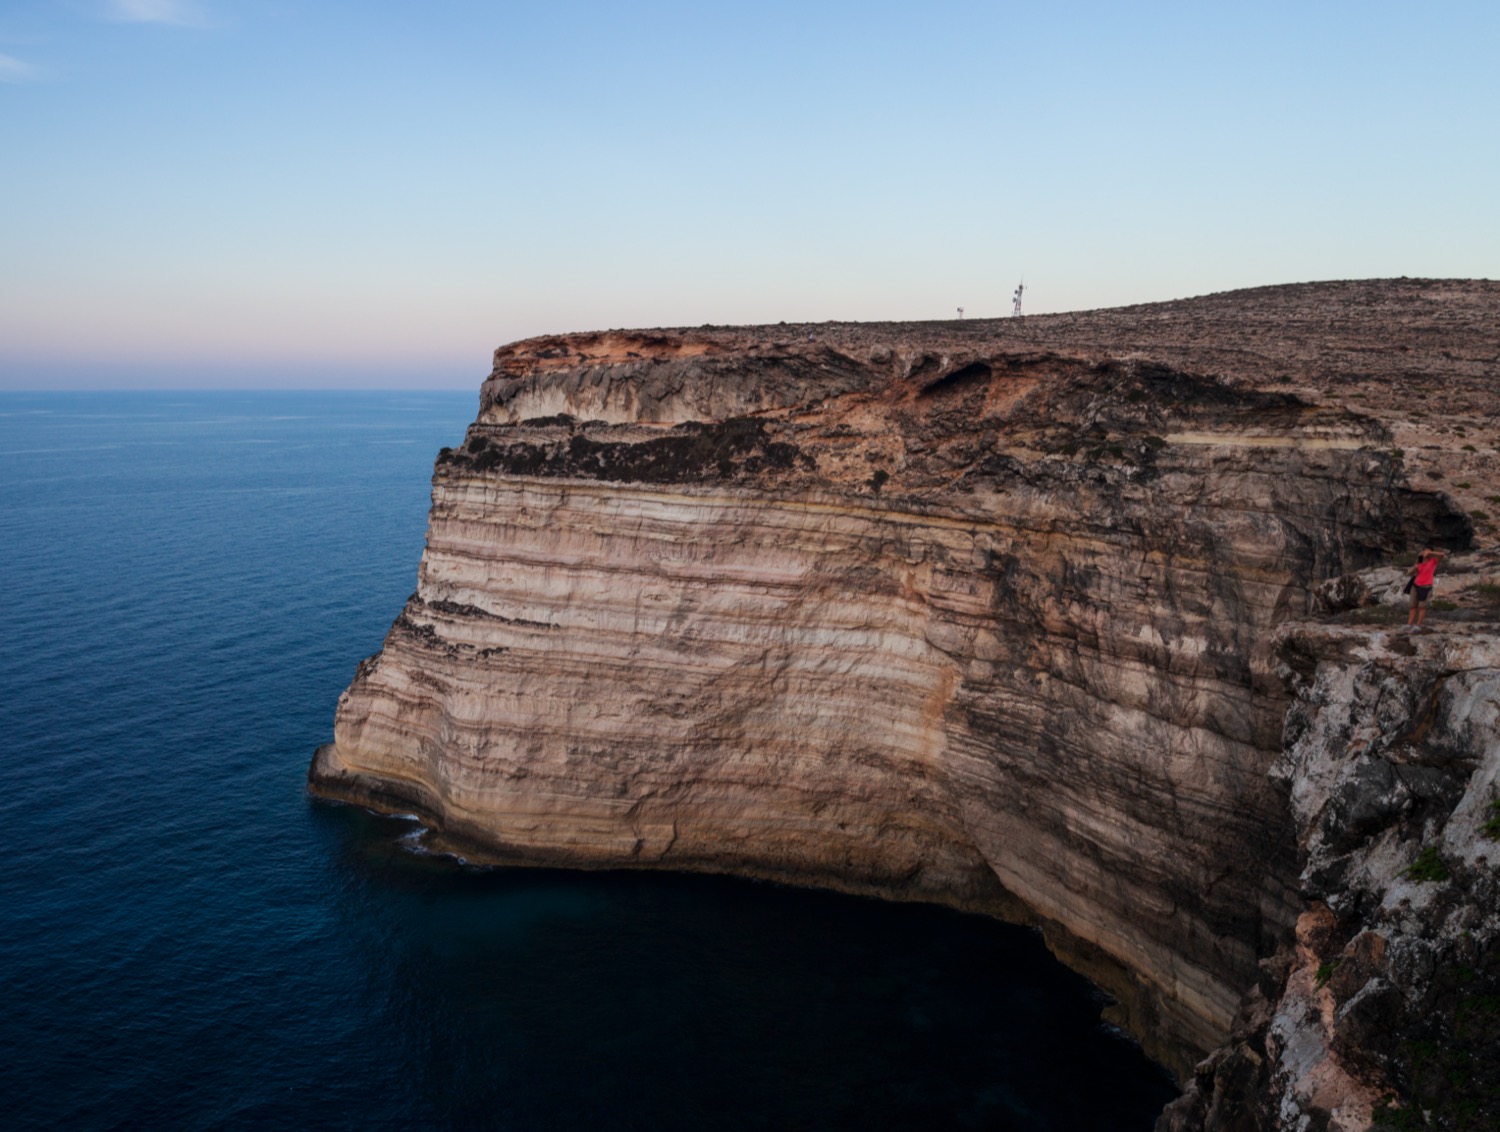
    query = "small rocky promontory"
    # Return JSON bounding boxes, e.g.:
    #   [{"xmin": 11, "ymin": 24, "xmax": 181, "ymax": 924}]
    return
[{"xmin": 311, "ymin": 279, "xmax": 1500, "ymax": 1130}]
